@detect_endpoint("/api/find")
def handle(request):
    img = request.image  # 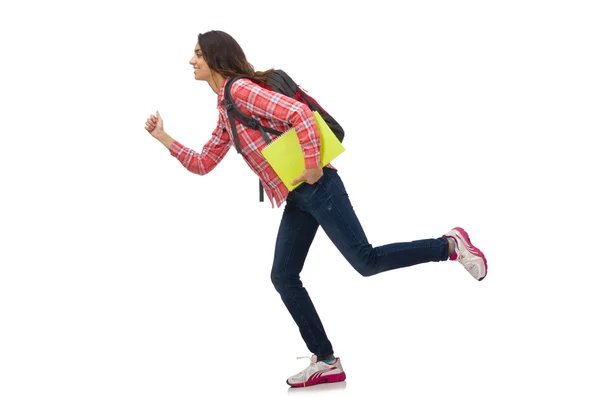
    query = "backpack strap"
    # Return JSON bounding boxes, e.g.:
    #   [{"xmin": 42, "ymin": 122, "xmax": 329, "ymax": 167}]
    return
[
  {"xmin": 222, "ymin": 76, "xmax": 282, "ymax": 153},
  {"xmin": 259, "ymin": 180, "xmax": 264, "ymax": 202},
  {"xmin": 221, "ymin": 76, "xmax": 284, "ymax": 203}
]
